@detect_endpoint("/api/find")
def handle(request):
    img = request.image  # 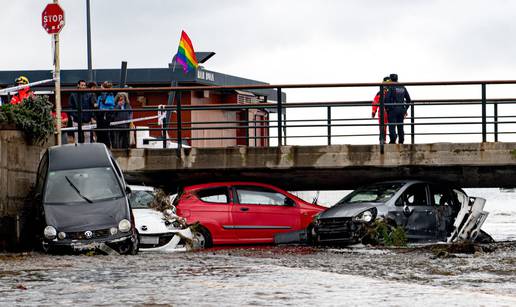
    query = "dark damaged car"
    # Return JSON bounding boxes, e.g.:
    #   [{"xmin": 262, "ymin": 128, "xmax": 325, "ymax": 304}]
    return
[
  {"xmin": 33, "ymin": 143, "xmax": 138, "ymax": 254},
  {"xmin": 314, "ymin": 180, "xmax": 490, "ymax": 244}
]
